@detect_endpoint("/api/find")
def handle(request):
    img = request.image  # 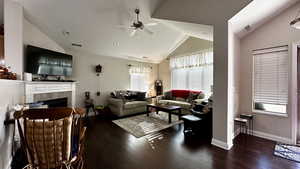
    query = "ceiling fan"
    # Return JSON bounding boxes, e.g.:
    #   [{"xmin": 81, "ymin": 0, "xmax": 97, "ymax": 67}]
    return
[{"xmin": 118, "ymin": 9, "xmax": 158, "ymax": 36}]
